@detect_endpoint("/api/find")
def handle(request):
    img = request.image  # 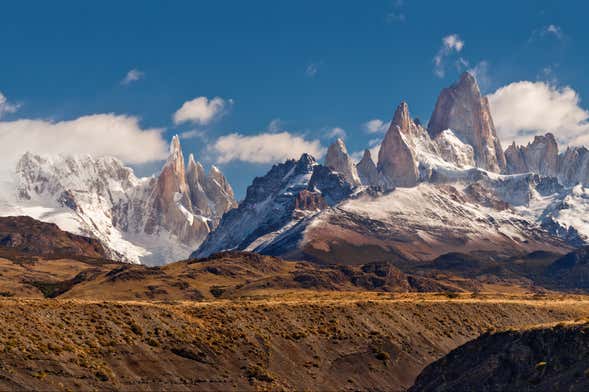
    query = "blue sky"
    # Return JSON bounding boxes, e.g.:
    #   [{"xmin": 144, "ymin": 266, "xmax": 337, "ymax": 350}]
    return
[{"xmin": 0, "ymin": 0, "xmax": 587, "ymax": 198}]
